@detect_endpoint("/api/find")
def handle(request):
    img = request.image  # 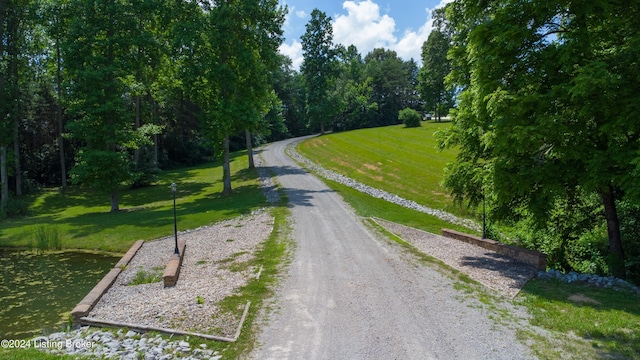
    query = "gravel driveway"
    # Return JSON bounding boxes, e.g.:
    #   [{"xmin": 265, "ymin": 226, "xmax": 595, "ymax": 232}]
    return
[{"xmin": 251, "ymin": 137, "xmax": 534, "ymax": 360}]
